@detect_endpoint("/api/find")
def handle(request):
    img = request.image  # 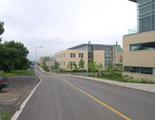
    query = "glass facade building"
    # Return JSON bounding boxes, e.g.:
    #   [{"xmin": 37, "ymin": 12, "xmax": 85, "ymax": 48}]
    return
[
  {"xmin": 68, "ymin": 44, "xmax": 114, "ymax": 67},
  {"xmin": 137, "ymin": 0, "xmax": 155, "ymax": 32}
]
